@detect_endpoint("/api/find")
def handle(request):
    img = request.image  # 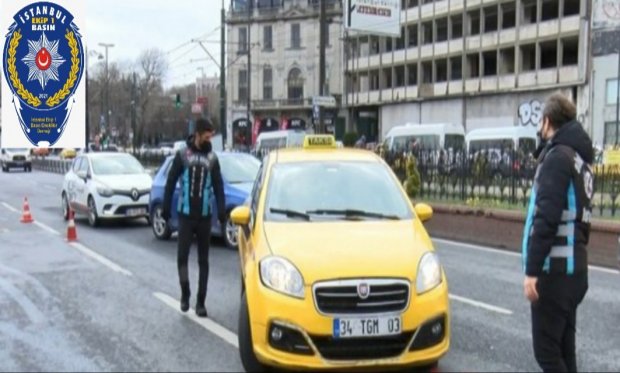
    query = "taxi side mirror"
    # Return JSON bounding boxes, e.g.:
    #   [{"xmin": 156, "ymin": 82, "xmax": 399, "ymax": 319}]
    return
[
  {"xmin": 415, "ymin": 203, "xmax": 433, "ymax": 222},
  {"xmin": 231, "ymin": 206, "xmax": 251, "ymax": 226}
]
